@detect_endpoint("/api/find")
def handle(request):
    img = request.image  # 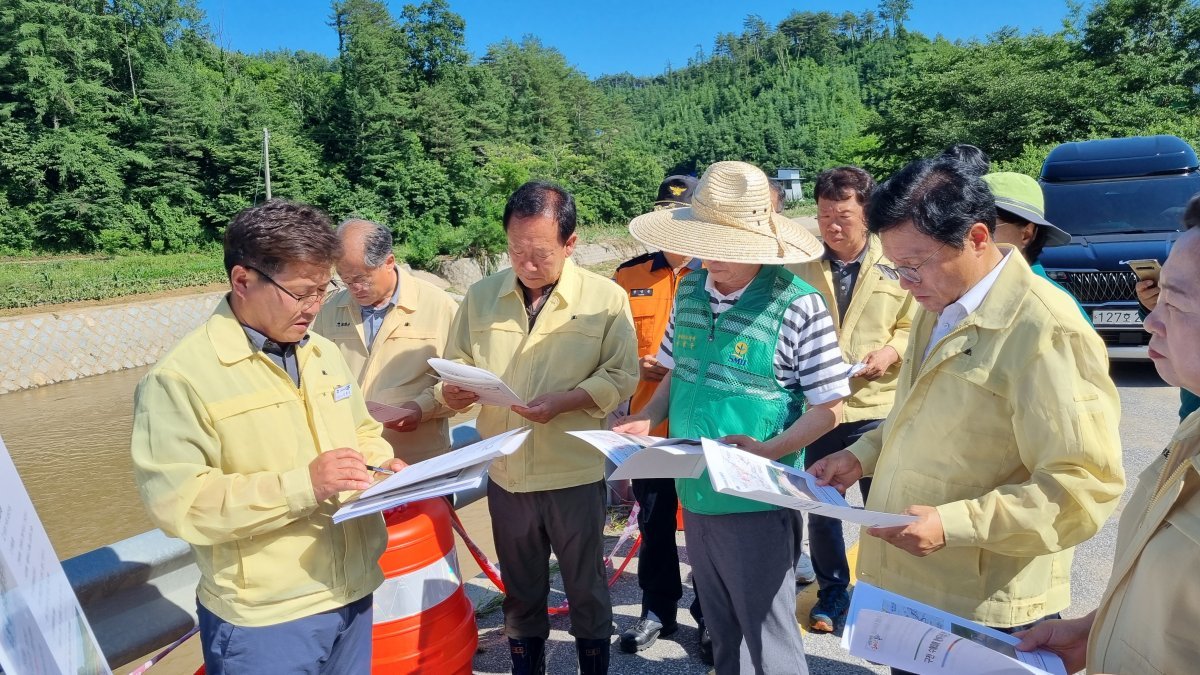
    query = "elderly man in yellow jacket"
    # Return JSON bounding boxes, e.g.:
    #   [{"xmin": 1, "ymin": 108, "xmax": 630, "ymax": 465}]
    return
[
  {"xmin": 788, "ymin": 165, "xmax": 916, "ymax": 634},
  {"xmin": 438, "ymin": 181, "xmax": 638, "ymax": 675},
  {"xmin": 1015, "ymin": 212, "xmax": 1200, "ymax": 674},
  {"xmin": 131, "ymin": 201, "xmax": 406, "ymax": 674},
  {"xmin": 313, "ymin": 218, "xmax": 458, "ymax": 464},
  {"xmin": 812, "ymin": 158, "xmax": 1124, "ymax": 653}
]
